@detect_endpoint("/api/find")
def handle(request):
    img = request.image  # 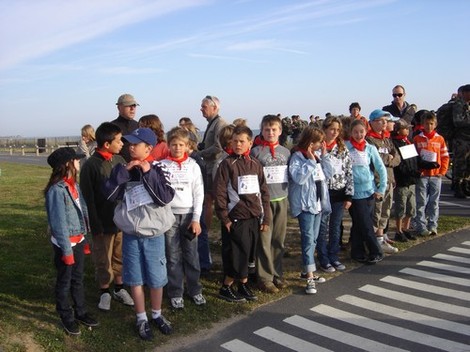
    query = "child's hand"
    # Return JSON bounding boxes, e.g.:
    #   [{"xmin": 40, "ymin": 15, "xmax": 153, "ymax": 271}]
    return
[
  {"xmin": 126, "ymin": 160, "xmax": 141, "ymax": 170},
  {"xmin": 374, "ymin": 192, "xmax": 383, "ymax": 201},
  {"xmin": 62, "ymin": 254, "xmax": 75, "ymax": 265},
  {"xmin": 190, "ymin": 221, "xmax": 202, "ymax": 236},
  {"xmin": 260, "ymin": 224, "xmax": 269, "ymax": 232},
  {"xmin": 343, "ymin": 200, "xmax": 352, "ymax": 210},
  {"xmin": 225, "ymin": 221, "xmax": 232, "ymax": 232},
  {"xmin": 139, "ymin": 160, "xmax": 151, "ymax": 173}
]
